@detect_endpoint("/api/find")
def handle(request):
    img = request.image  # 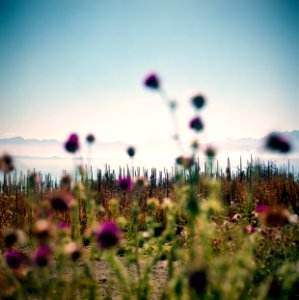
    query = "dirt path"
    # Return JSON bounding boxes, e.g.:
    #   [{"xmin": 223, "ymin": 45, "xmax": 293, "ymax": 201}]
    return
[{"xmin": 67, "ymin": 257, "xmax": 169, "ymax": 299}]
